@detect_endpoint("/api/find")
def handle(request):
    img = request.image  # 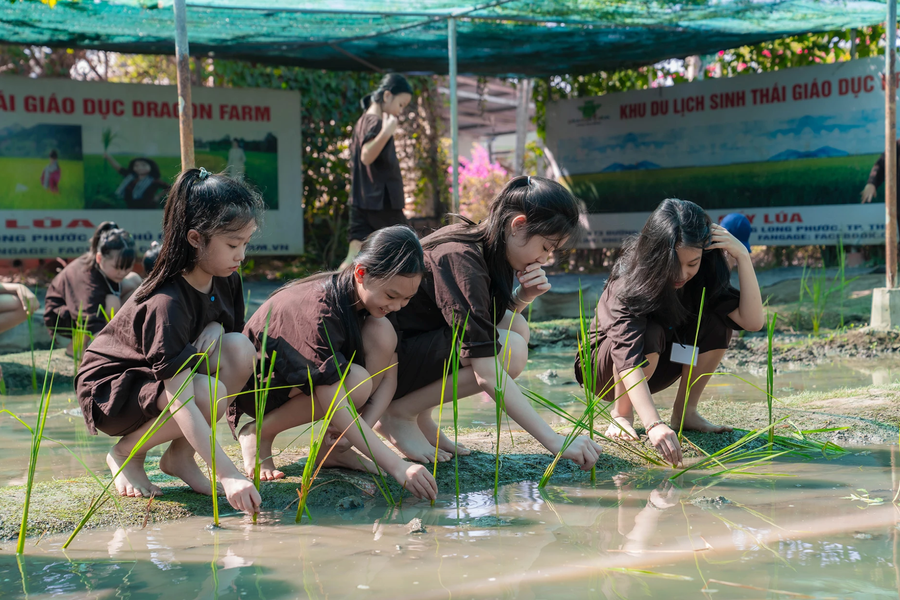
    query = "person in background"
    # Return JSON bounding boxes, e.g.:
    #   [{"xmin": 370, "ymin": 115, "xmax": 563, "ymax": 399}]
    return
[
  {"xmin": 41, "ymin": 150, "xmax": 61, "ymax": 193},
  {"xmin": 339, "ymin": 74, "xmax": 414, "ymax": 270},
  {"xmin": 104, "ymin": 154, "xmax": 171, "ymax": 209},
  {"xmin": 0, "ymin": 281, "xmax": 40, "ymax": 385},
  {"xmin": 143, "ymin": 241, "xmax": 161, "ymax": 275},
  {"xmin": 860, "ymin": 140, "xmax": 900, "ymax": 204},
  {"xmin": 227, "ymin": 139, "xmax": 246, "ymax": 181}
]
